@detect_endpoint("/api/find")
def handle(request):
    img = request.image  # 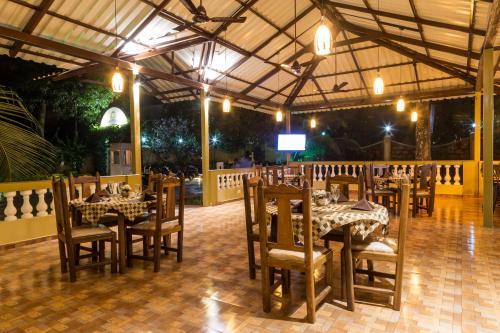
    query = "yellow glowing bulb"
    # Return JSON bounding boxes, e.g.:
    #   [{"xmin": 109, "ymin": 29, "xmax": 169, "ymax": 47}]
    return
[
  {"xmin": 411, "ymin": 111, "xmax": 418, "ymax": 122},
  {"xmin": 373, "ymin": 73, "xmax": 384, "ymax": 95},
  {"xmin": 310, "ymin": 118, "xmax": 317, "ymax": 128},
  {"xmin": 112, "ymin": 70, "xmax": 124, "ymax": 93},
  {"xmin": 223, "ymin": 97, "xmax": 231, "ymax": 113},
  {"xmin": 396, "ymin": 96, "xmax": 405, "ymax": 112},
  {"xmin": 276, "ymin": 110, "xmax": 283, "ymax": 122},
  {"xmin": 314, "ymin": 20, "xmax": 332, "ymax": 56}
]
